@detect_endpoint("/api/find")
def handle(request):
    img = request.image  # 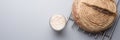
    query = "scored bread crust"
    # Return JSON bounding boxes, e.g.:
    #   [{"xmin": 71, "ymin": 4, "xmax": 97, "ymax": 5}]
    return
[{"xmin": 72, "ymin": 0, "xmax": 117, "ymax": 33}]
